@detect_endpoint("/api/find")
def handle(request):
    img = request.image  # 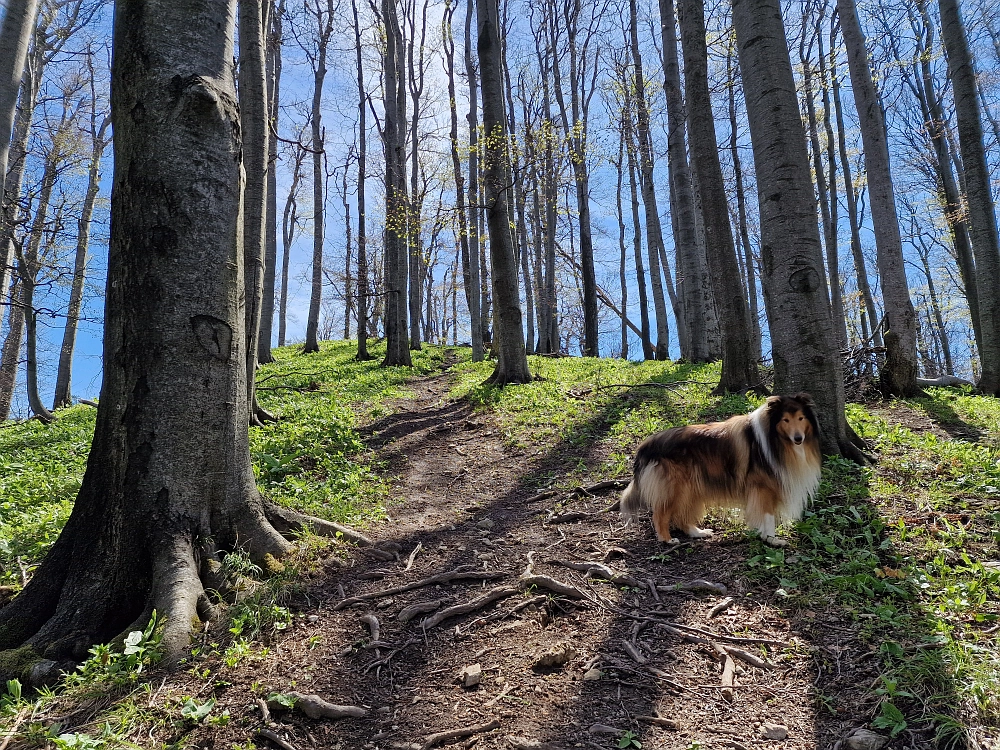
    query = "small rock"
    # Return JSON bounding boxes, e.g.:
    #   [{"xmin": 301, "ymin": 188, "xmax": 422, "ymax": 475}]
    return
[
  {"xmin": 844, "ymin": 729, "xmax": 888, "ymax": 750},
  {"xmin": 307, "ymin": 615, "xmax": 319, "ymax": 623},
  {"xmin": 582, "ymin": 668, "xmax": 603, "ymax": 681},
  {"xmin": 458, "ymin": 663, "xmax": 482, "ymax": 687},
  {"xmin": 477, "ymin": 518, "xmax": 495, "ymax": 530},
  {"xmin": 761, "ymin": 723, "xmax": 788, "ymax": 740},
  {"xmin": 533, "ymin": 642, "xmax": 578, "ymax": 668},
  {"xmin": 589, "ymin": 724, "xmax": 621, "ymax": 735}
]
